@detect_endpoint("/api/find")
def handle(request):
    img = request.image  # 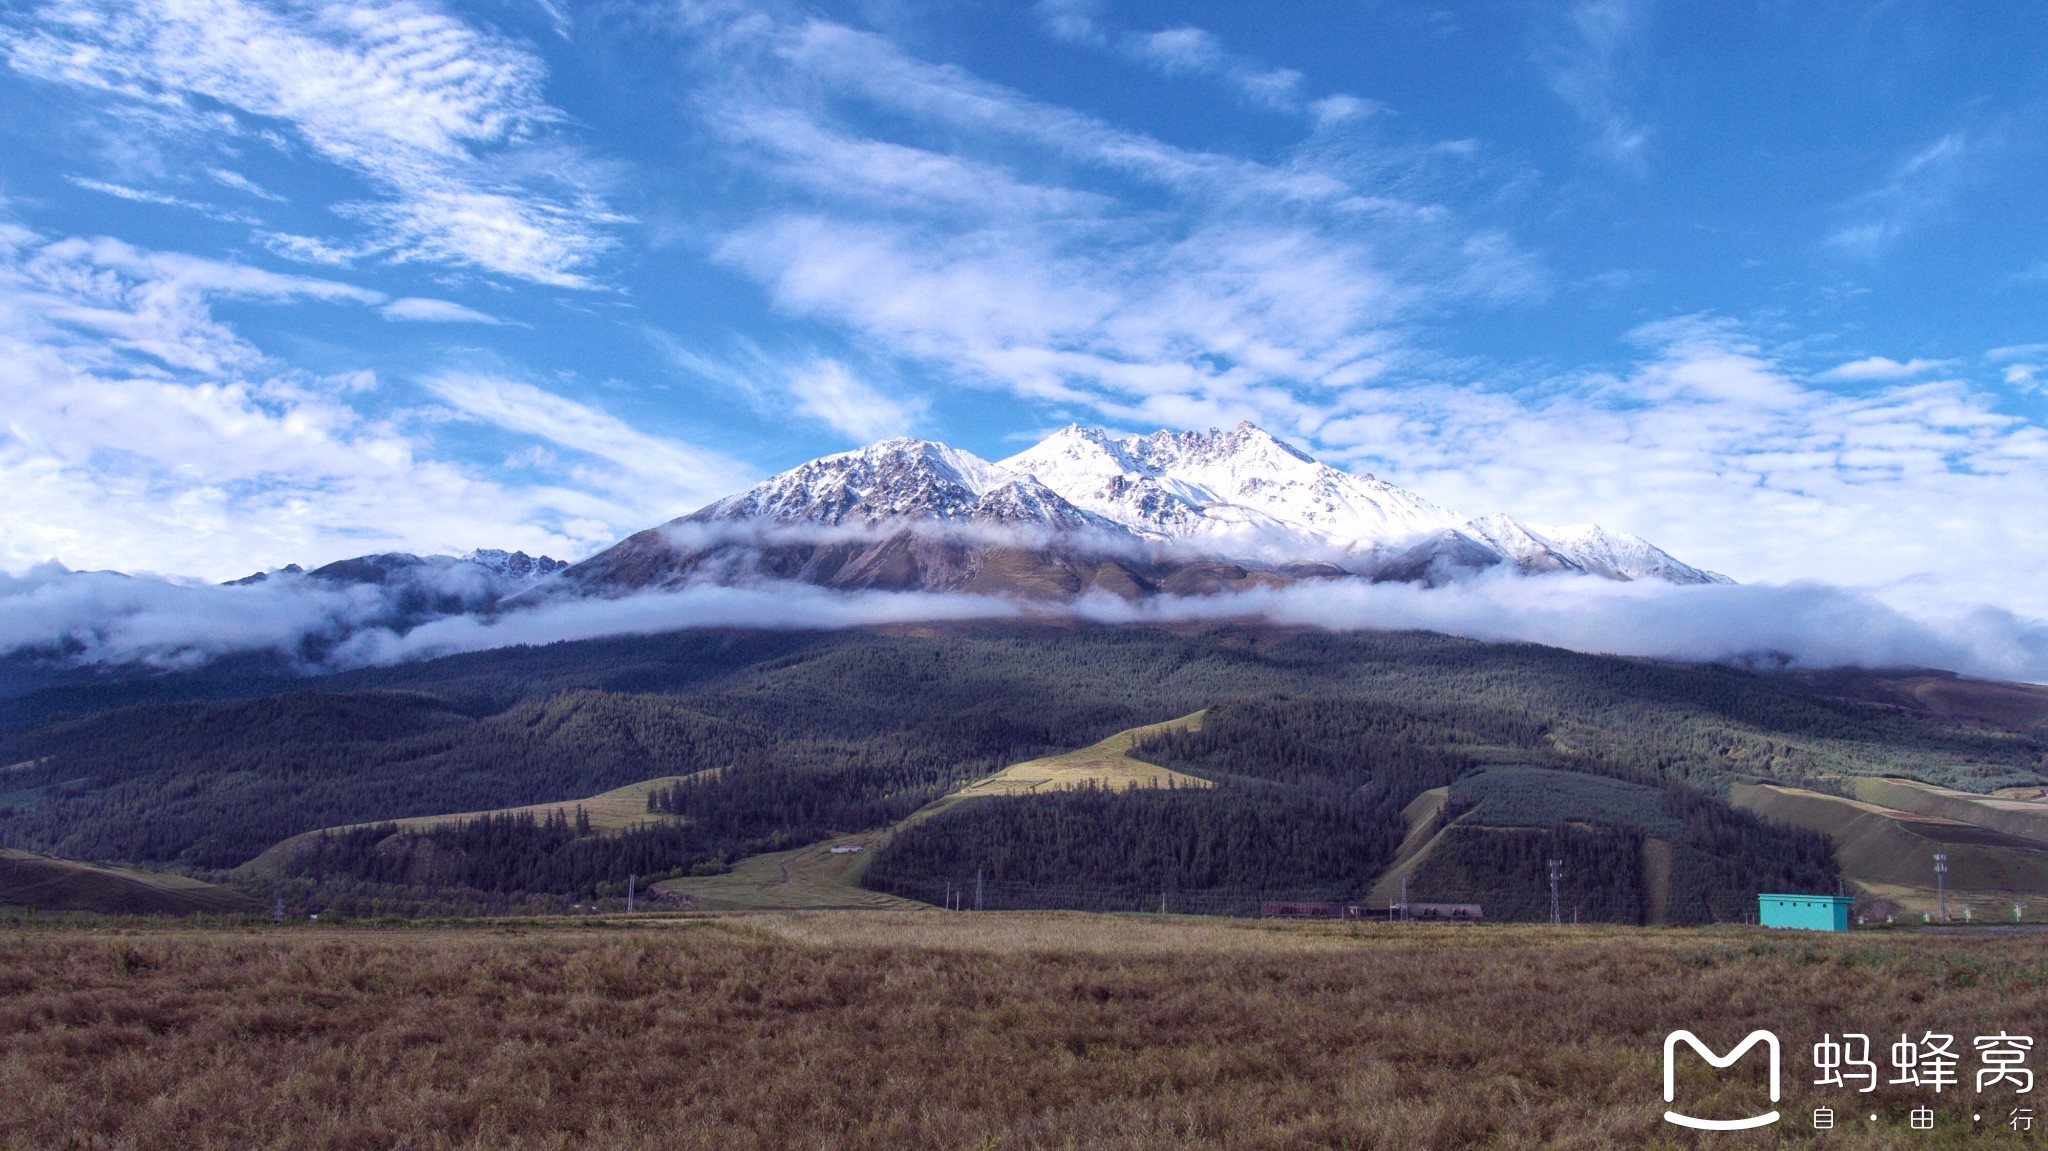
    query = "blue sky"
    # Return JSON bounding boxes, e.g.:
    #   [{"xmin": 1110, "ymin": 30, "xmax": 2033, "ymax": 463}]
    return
[{"xmin": 5, "ymin": 0, "xmax": 2048, "ymax": 616}]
